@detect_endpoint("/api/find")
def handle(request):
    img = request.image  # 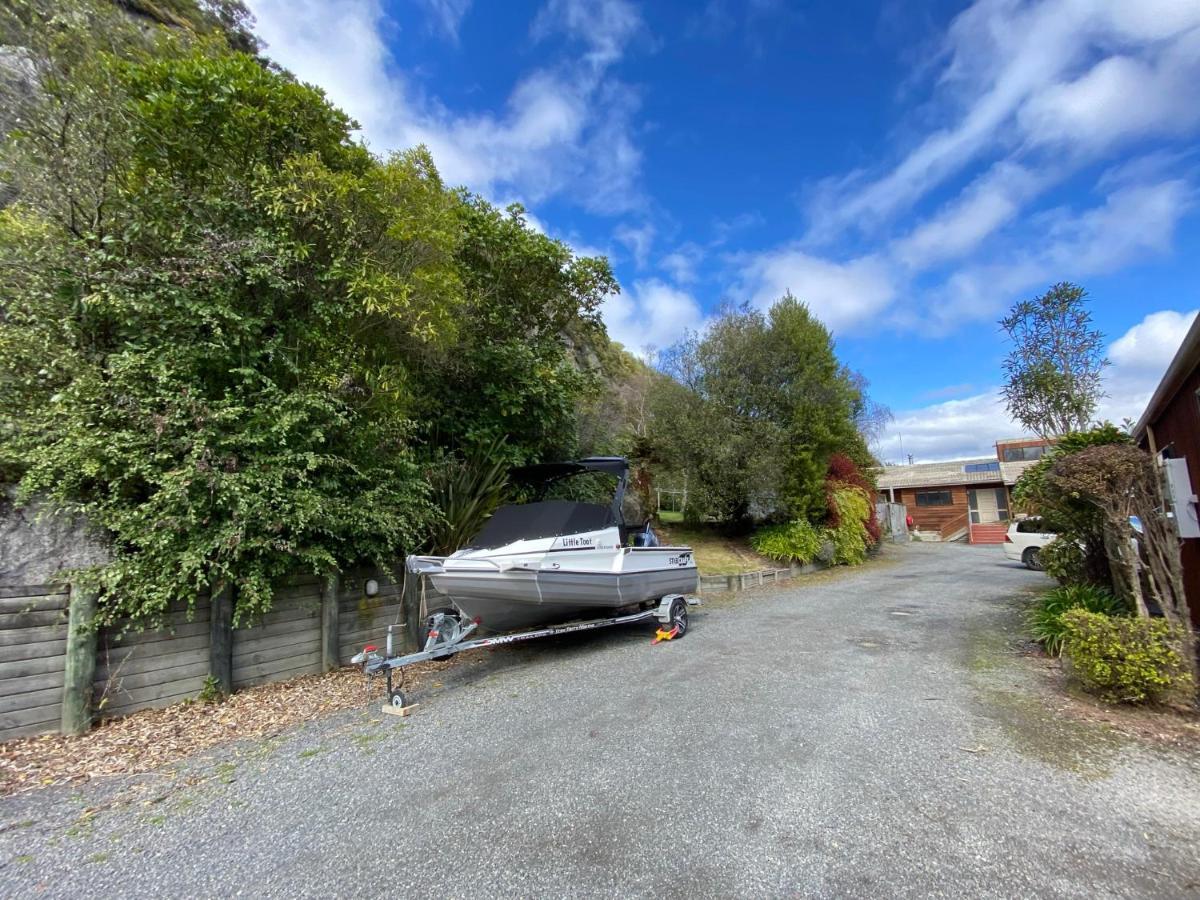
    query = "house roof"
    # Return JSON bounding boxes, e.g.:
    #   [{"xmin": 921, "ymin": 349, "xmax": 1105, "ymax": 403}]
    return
[
  {"xmin": 876, "ymin": 457, "xmax": 1038, "ymax": 490},
  {"xmin": 1133, "ymin": 312, "xmax": 1200, "ymax": 442}
]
